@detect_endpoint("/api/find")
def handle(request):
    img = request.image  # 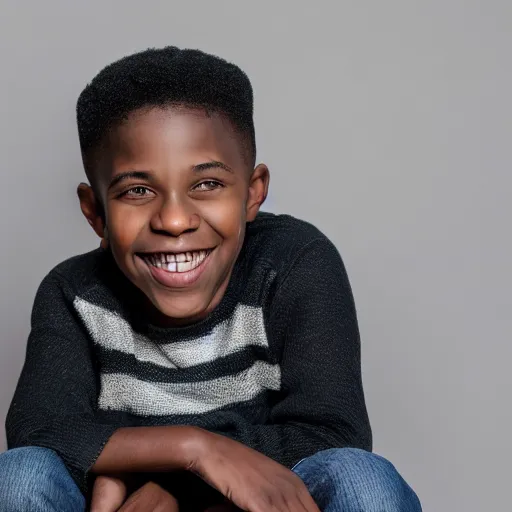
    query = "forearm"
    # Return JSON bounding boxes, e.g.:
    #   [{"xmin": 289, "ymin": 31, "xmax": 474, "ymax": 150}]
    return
[
  {"xmin": 216, "ymin": 420, "xmax": 369, "ymax": 469},
  {"xmin": 92, "ymin": 425, "xmax": 204, "ymax": 475},
  {"xmin": 258, "ymin": 238, "xmax": 372, "ymax": 466}
]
